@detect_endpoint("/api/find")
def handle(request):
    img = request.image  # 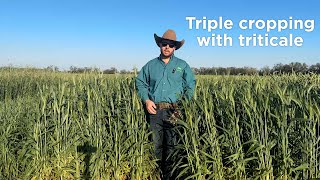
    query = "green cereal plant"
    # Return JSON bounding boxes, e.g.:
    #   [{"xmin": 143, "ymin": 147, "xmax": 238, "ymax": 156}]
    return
[{"xmin": 1, "ymin": 69, "xmax": 320, "ymax": 179}]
